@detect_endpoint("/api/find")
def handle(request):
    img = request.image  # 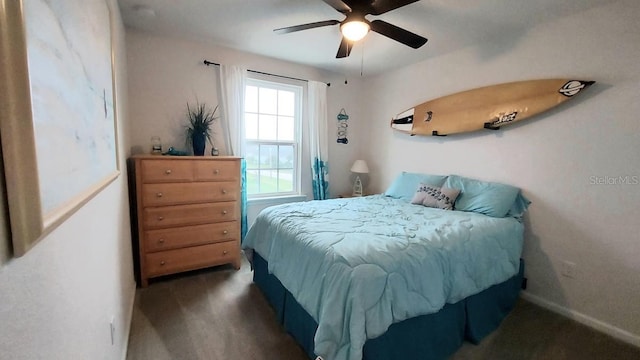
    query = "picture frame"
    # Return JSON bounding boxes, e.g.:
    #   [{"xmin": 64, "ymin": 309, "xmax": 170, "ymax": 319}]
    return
[{"xmin": 0, "ymin": 0, "xmax": 120, "ymax": 256}]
